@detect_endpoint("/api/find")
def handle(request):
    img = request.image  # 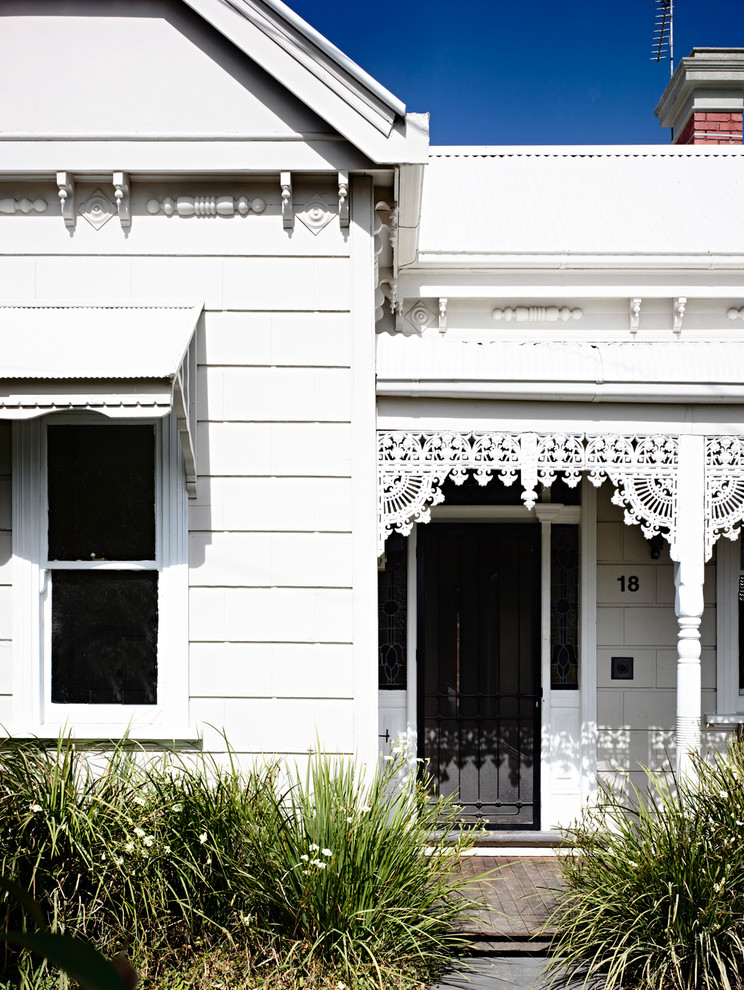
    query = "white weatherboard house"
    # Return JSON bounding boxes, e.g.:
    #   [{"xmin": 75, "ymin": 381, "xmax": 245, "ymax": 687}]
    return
[{"xmin": 1, "ymin": 3, "xmax": 744, "ymax": 833}]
